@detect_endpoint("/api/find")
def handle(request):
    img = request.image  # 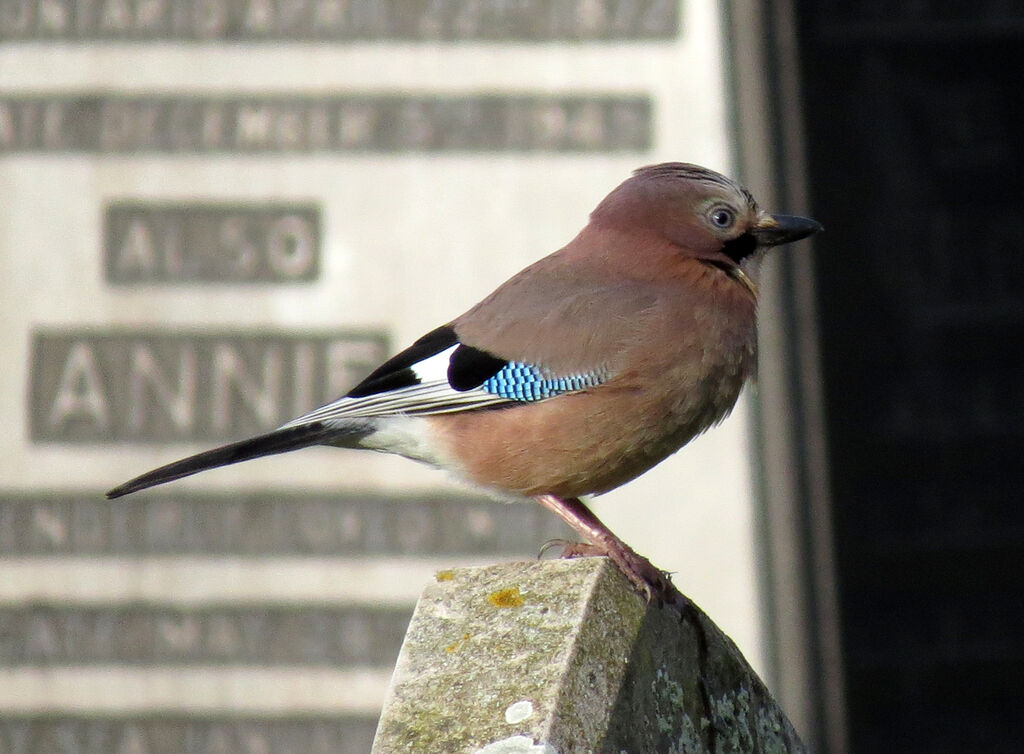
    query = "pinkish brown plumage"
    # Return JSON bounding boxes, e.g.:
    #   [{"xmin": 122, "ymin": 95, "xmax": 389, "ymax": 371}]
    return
[
  {"xmin": 436, "ymin": 259, "xmax": 758, "ymax": 499},
  {"xmin": 107, "ymin": 163, "xmax": 821, "ymax": 604}
]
